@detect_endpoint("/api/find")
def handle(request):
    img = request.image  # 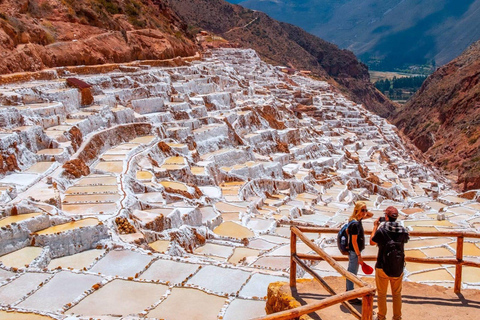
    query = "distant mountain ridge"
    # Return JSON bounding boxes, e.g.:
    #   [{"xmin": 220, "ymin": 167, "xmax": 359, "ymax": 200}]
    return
[
  {"xmin": 169, "ymin": 0, "xmax": 395, "ymax": 117},
  {"xmin": 231, "ymin": 0, "xmax": 480, "ymax": 70},
  {"xmin": 392, "ymin": 40, "xmax": 480, "ymax": 190}
]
